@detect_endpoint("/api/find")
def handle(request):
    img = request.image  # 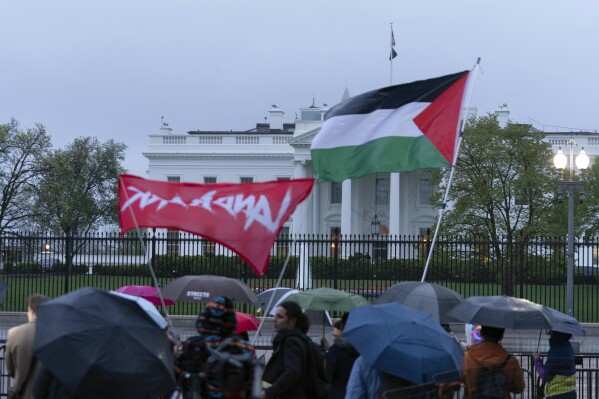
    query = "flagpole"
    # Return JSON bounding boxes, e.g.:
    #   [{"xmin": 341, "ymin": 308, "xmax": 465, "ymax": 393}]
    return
[
  {"xmin": 118, "ymin": 175, "xmax": 178, "ymax": 339},
  {"xmin": 251, "ymin": 241, "xmax": 295, "ymax": 345},
  {"xmin": 389, "ymin": 22, "xmax": 394, "ymax": 85},
  {"xmin": 420, "ymin": 58, "xmax": 482, "ymax": 282}
]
